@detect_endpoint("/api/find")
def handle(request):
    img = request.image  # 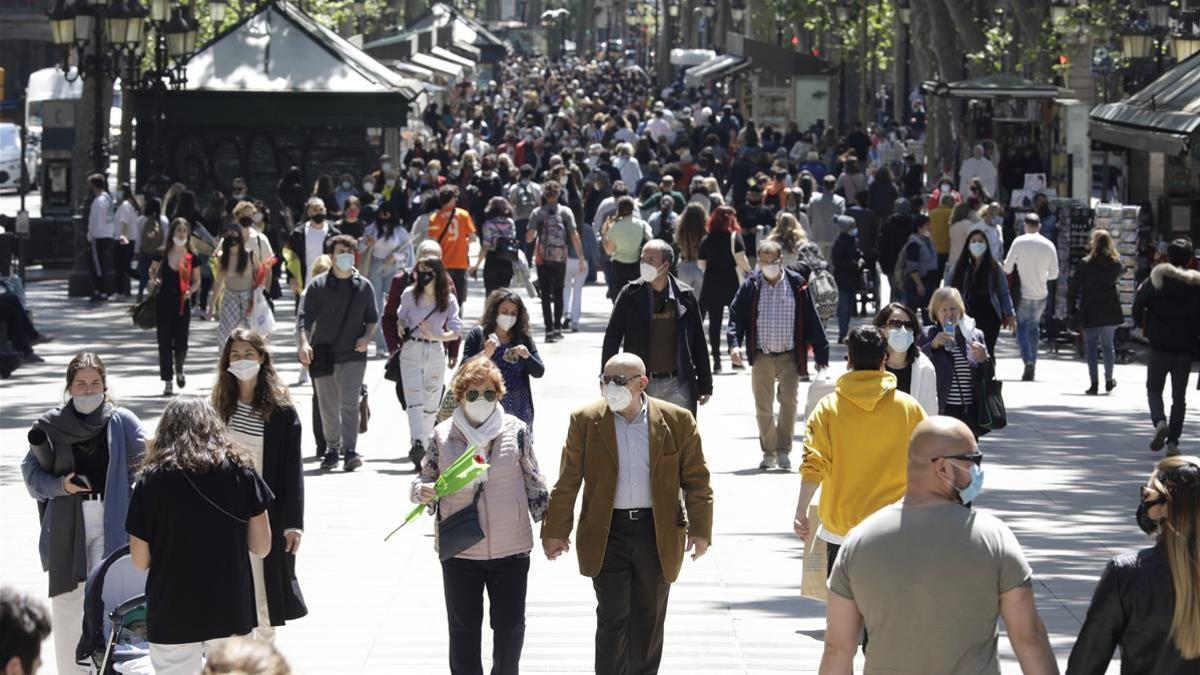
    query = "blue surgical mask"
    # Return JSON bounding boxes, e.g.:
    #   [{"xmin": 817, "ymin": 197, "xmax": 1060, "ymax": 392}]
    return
[
  {"xmin": 949, "ymin": 461, "xmax": 985, "ymax": 504},
  {"xmin": 969, "ymin": 241, "xmax": 988, "ymax": 258},
  {"xmin": 848, "ymin": 228, "xmax": 859, "ymax": 237},
  {"xmin": 334, "ymin": 252, "xmax": 355, "ymax": 270}
]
